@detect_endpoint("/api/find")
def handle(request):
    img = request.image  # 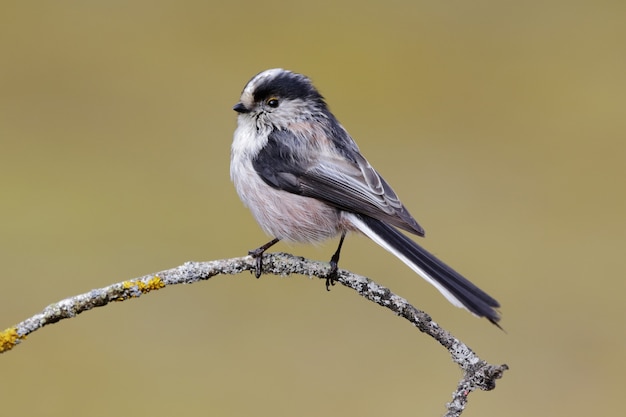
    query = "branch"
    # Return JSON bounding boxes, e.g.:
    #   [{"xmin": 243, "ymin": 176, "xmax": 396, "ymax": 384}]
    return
[{"xmin": 0, "ymin": 252, "xmax": 507, "ymax": 415}]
